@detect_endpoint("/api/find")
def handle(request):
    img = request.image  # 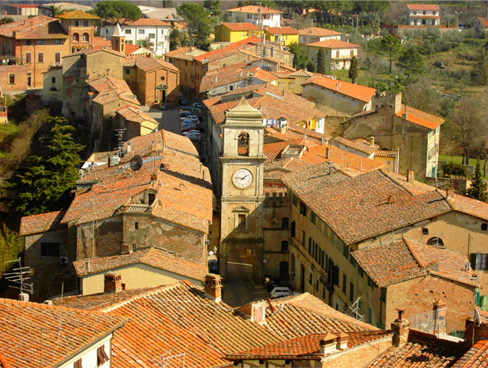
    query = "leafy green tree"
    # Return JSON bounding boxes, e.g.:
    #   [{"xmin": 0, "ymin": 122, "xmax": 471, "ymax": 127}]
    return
[
  {"xmin": 177, "ymin": 3, "xmax": 211, "ymax": 50},
  {"xmin": 50, "ymin": 5, "xmax": 63, "ymax": 17},
  {"xmin": 94, "ymin": 1, "xmax": 142, "ymax": 21},
  {"xmin": 348, "ymin": 55, "xmax": 359, "ymax": 83},
  {"xmin": 0, "ymin": 17, "xmax": 14, "ymax": 24},
  {"xmin": 379, "ymin": 34, "xmax": 401, "ymax": 74},
  {"xmin": 316, "ymin": 49, "xmax": 325, "ymax": 74},
  {"xmin": 467, "ymin": 162, "xmax": 487, "ymax": 202},
  {"xmin": 238, "ymin": 0, "xmax": 276, "ymax": 8},
  {"xmin": 398, "ymin": 47, "xmax": 424, "ymax": 77},
  {"xmin": 306, "ymin": 61, "xmax": 316, "ymax": 73},
  {"xmin": 0, "ymin": 224, "xmax": 23, "ymax": 279},
  {"xmin": 137, "ymin": 37, "xmax": 154, "ymax": 50},
  {"xmin": 288, "ymin": 42, "xmax": 309, "ymax": 70},
  {"xmin": 161, "ymin": 0, "xmax": 175, "ymax": 7},
  {"xmin": 169, "ymin": 29, "xmax": 188, "ymax": 50},
  {"xmin": 2, "ymin": 117, "xmax": 84, "ymax": 217},
  {"xmin": 203, "ymin": 0, "xmax": 221, "ymax": 17}
]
